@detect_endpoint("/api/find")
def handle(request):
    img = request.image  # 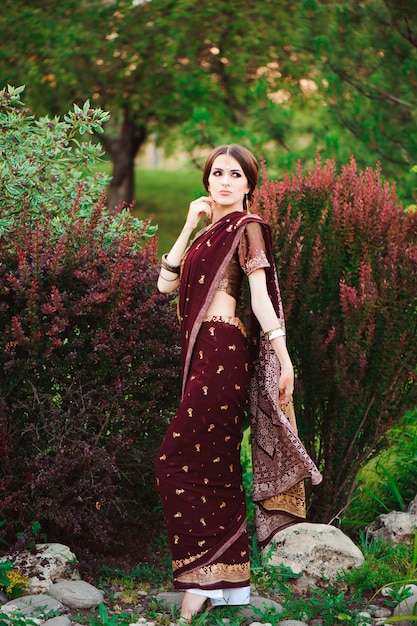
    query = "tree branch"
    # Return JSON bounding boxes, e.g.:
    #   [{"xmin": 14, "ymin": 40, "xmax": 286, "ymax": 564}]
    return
[{"xmin": 368, "ymin": 85, "xmax": 414, "ymax": 108}]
